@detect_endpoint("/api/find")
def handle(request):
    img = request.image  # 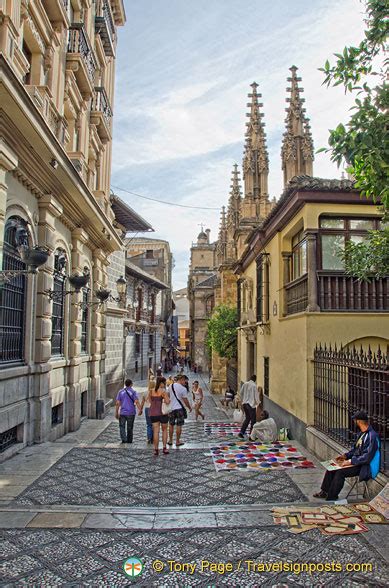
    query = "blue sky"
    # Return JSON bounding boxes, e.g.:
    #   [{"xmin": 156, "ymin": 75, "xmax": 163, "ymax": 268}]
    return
[{"xmin": 111, "ymin": 0, "xmax": 366, "ymax": 289}]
